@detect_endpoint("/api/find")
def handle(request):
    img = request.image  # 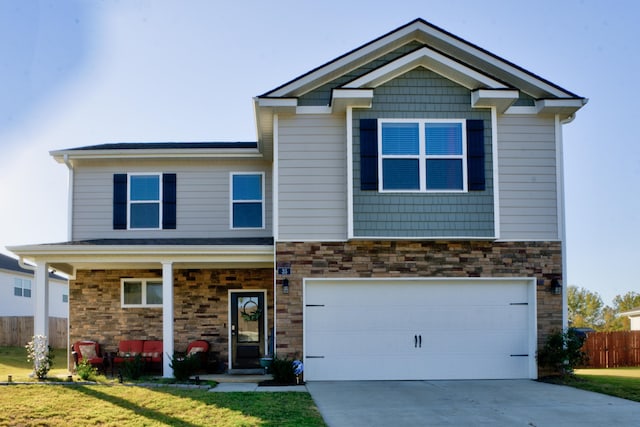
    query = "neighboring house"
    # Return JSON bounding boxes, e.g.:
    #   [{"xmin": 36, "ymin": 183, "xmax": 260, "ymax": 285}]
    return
[
  {"xmin": 8, "ymin": 19, "xmax": 586, "ymax": 380},
  {"xmin": 0, "ymin": 253, "xmax": 68, "ymax": 347},
  {"xmin": 619, "ymin": 308, "xmax": 640, "ymax": 331},
  {"xmin": 0, "ymin": 253, "xmax": 68, "ymax": 319}
]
